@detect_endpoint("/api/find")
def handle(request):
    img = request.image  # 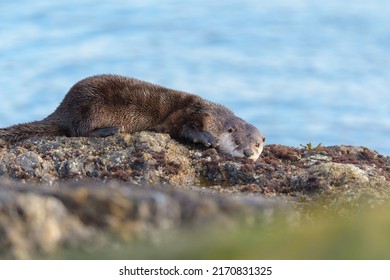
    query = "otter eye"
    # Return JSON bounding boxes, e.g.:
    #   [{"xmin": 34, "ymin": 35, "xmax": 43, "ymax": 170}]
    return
[
  {"xmin": 255, "ymin": 143, "xmax": 260, "ymax": 148},
  {"xmin": 235, "ymin": 140, "xmax": 240, "ymax": 145},
  {"xmin": 228, "ymin": 127, "xmax": 234, "ymax": 133}
]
